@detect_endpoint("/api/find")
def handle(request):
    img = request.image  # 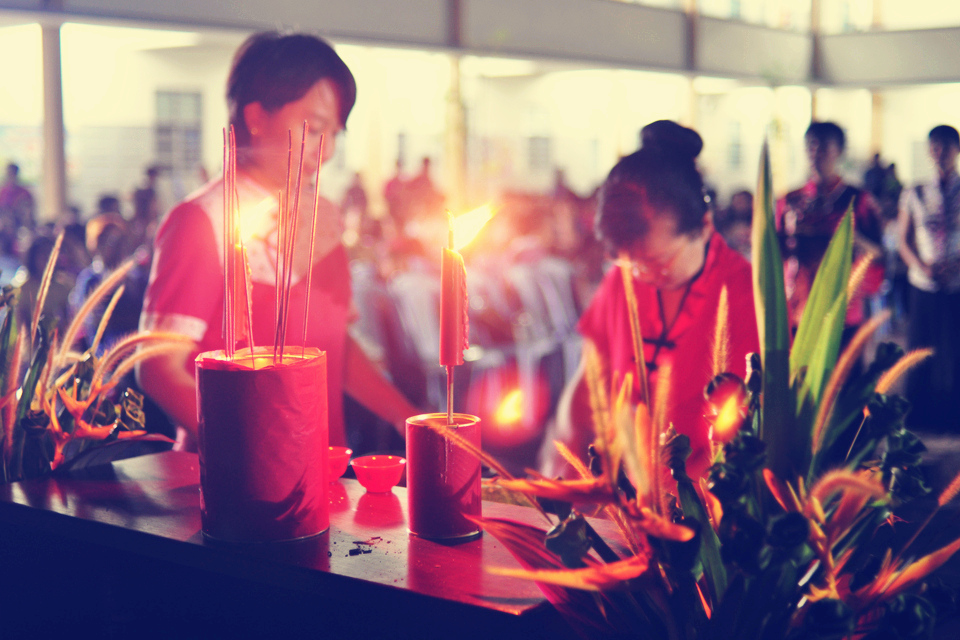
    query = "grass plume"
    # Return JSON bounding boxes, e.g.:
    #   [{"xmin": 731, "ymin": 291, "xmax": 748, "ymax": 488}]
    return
[
  {"xmin": 711, "ymin": 286, "xmax": 730, "ymax": 377},
  {"xmin": 617, "ymin": 254, "xmax": 650, "ymax": 407},
  {"xmin": 811, "ymin": 311, "xmax": 889, "ymax": 455},
  {"xmin": 31, "ymin": 232, "xmax": 64, "ymax": 342},
  {"xmin": 875, "ymin": 348, "xmax": 934, "ymax": 395},
  {"xmin": 846, "ymin": 251, "xmax": 877, "ymax": 302},
  {"xmin": 55, "ymin": 259, "xmax": 134, "ymax": 371}
]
